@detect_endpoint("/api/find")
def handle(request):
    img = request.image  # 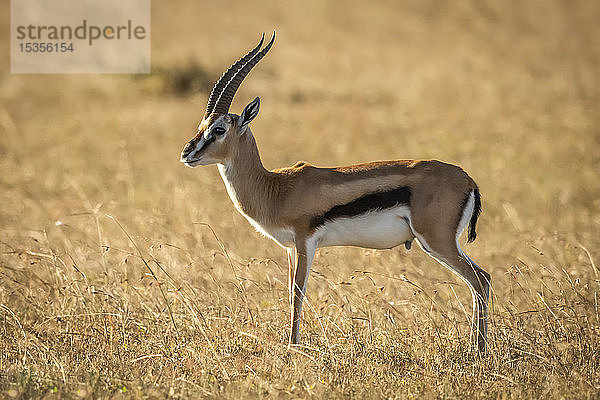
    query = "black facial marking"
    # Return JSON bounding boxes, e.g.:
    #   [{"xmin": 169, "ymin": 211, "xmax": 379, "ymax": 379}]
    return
[
  {"xmin": 309, "ymin": 186, "xmax": 411, "ymax": 230},
  {"xmin": 198, "ymin": 134, "xmax": 215, "ymax": 152}
]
